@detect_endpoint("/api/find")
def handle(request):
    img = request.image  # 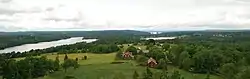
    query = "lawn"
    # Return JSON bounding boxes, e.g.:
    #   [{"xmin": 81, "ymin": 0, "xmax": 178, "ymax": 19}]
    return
[
  {"xmin": 42, "ymin": 53, "xmax": 116, "ymax": 65},
  {"xmin": 39, "ymin": 53, "xmax": 222, "ymax": 79}
]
